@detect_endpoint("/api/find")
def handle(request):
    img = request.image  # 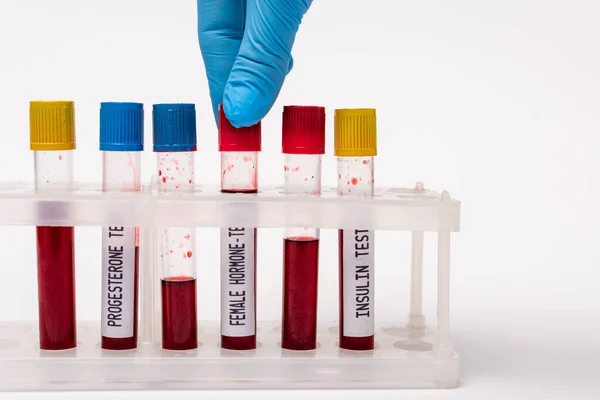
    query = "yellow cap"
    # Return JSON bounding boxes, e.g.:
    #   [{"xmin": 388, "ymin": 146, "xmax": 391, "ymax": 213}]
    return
[
  {"xmin": 29, "ymin": 101, "xmax": 76, "ymax": 151},
  {"xmin": 334, "ymin": 108, "xmax": 377, "ymax": 157}
]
